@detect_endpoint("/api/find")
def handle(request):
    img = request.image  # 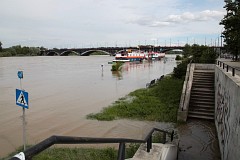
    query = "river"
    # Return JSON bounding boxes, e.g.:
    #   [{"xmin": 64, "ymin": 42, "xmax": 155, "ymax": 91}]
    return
[{"xmin": 0, "ymin": 55, "xmax": 177, "ymax": 157}]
